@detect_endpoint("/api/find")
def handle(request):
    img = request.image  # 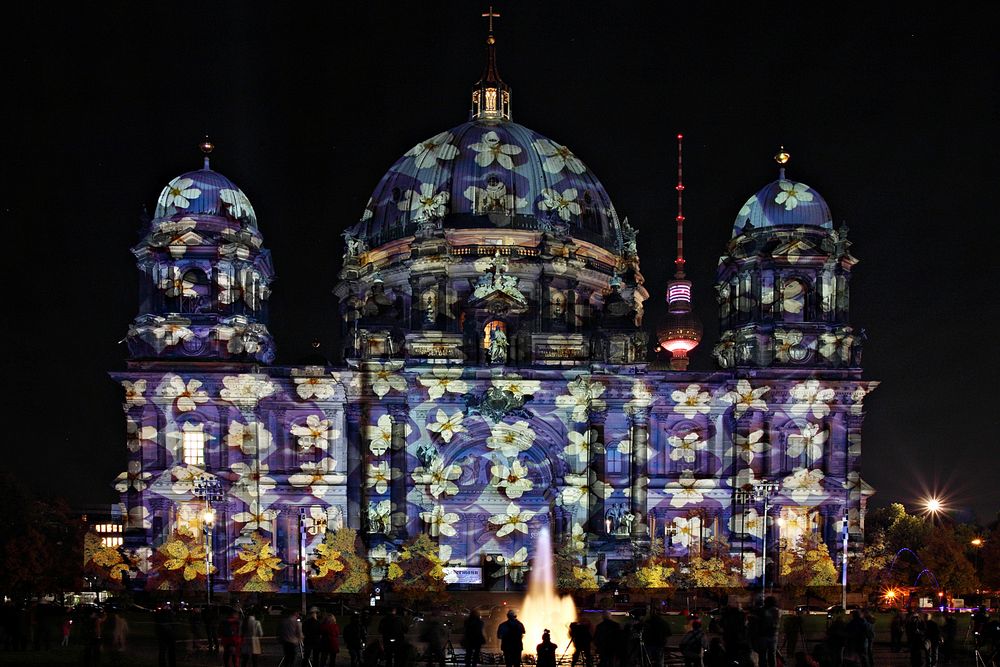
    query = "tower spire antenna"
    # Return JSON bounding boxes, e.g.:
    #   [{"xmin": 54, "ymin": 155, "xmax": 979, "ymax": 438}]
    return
[
  {"xmin": 675, "ymin": 133, "xmax": 686, "ymax": 279},
  {"xmin": 775, "ymin": 144, "xmax": 790, "ymax": 180},
  {"xmin": 657, "ymin": 131, "xmax": 702, "ymax": 371}
]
